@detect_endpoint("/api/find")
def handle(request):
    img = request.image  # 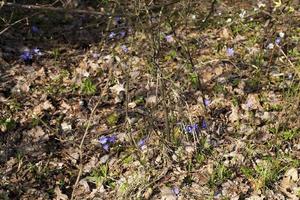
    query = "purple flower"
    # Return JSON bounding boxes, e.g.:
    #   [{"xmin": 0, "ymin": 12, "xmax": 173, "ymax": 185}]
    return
[
  {"xmin": 33, "ymin": 48, "xmax": 42, "ymax": 56},
  {"xmin": 20, "ymin": 50, "xmax": 33, "ymax": 62},
  {"xmin": 165, "ymin": 35, "xmax": 174, "ymax": 43},
  {"xmin": 115, "ymin": 16, "xmax": 121, "ymax": 24},
  {"xmin": 275, "ymin": 37, "xmax": 281, "ymax": 45},
  {"xmin": 185, "ymin": 124, "xmax": 199, "ymax": 134},
  {"xmin": 103, "ymin": 144, "xmax": 110, "ymax": 152},
  {"xmin": 204, "ymin": 99, "xmax": 210, "ymax": 107},
  {"xmin": 138, "ymin": 137, "xmax": 147, "ymax": 149},
  {"xmin": 109, "ymin": 32, "xmax": 116, "ymax": 39},
  {"xmin": 31, "ymin": 25, "xmax": 39, "ymax": 33},
  {"xmin": 121, "ymin": 45, "xmax": 128, "ymax": 53},
  {"xmin": 246, "ymin": 99, "xmax": 253, "ymax": 109},
  {"xmin": 119, "ymin": 31, "xmax": 126, "ymax": 38},
  {"xmin": 172, "ymin": 186, "xmax": 180, "ymax": 195},
  {"xmin": 226, "ymin": 48, "xmax": 234, "ymax": 57},
  {"xmin": 92, "ymin": 53, "xmax": 100, "ymax": 59},
  {"xmin": 201, "ymin": 119, "xmax": 207, "ymax": 129},
  {"xmin": 99, "ymin": 136, "xmax": 109, "ymax": 144},
  {"xmin": 98, "ymin": 135, "xmax": 117, "ymax": 151},
  {"xmin": 107, "ymin": 135, "xmax": 117, "ymax": 143}
]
